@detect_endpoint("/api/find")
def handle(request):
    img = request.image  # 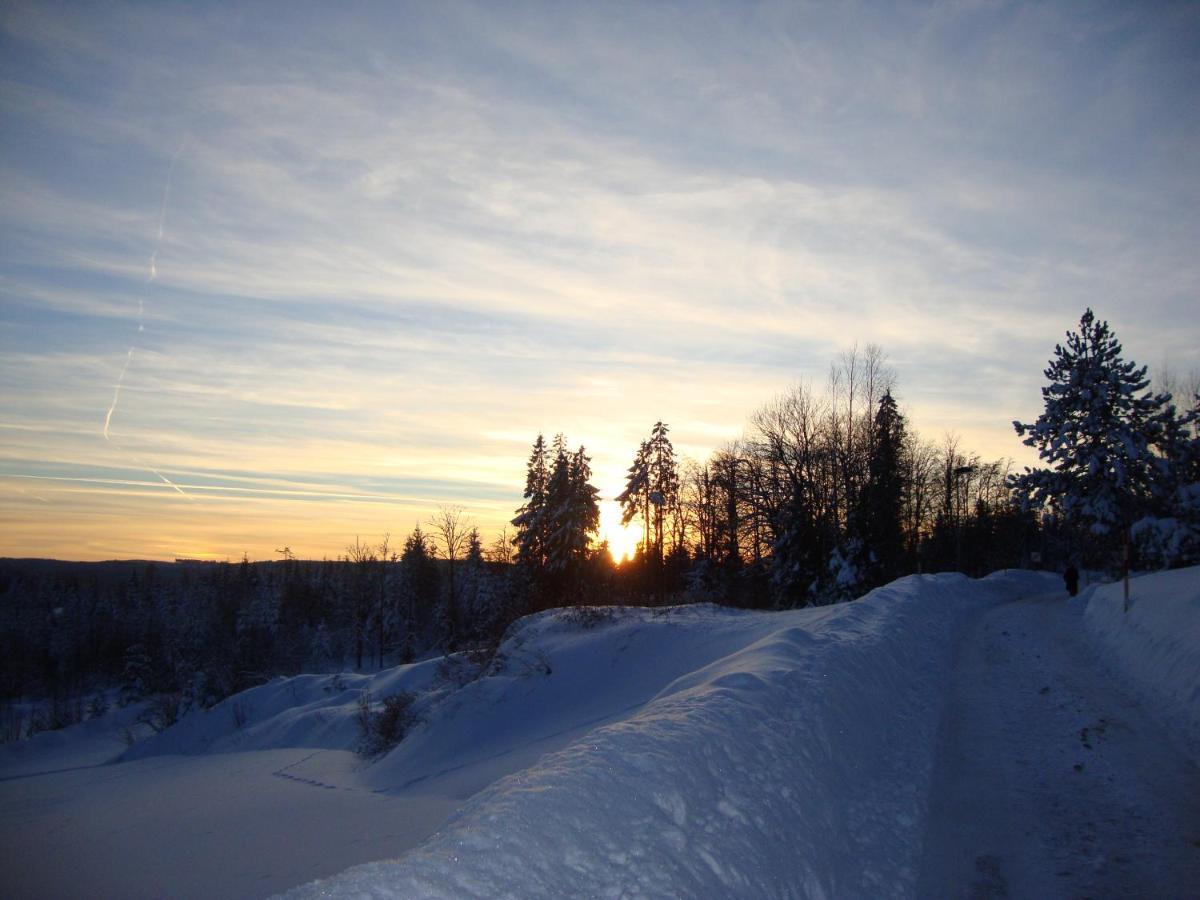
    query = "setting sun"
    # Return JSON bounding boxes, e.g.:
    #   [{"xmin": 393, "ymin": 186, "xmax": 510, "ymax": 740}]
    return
[{"xmin": 599, "ymin": 500, "xmax": 641, "ymax": 563}]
